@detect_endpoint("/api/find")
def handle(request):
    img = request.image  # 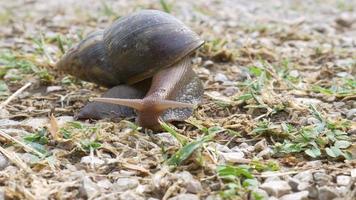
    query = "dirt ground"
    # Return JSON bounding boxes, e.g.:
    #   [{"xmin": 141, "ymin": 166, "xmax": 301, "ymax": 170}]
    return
[{"xmin": 0, "ymin": 0, "xmax": 355, "ymax": 199}]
